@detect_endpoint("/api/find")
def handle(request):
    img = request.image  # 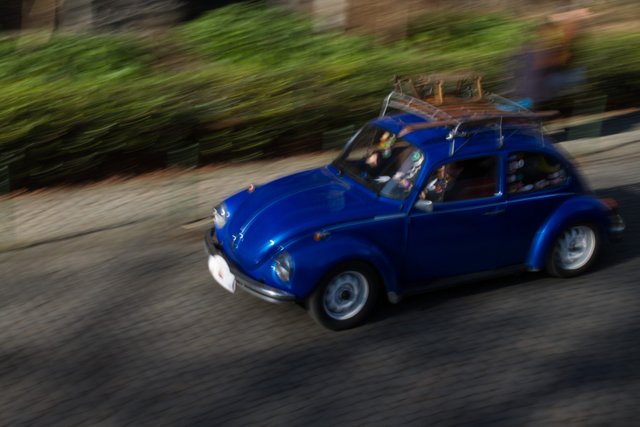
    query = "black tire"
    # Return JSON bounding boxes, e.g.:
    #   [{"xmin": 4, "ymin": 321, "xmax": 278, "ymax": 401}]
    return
[
  {"xmin": 546, "ymin": 223, "xmax": 600, "ymax": 278},
  {"xmin": 307, "ymin": 262, "xmax": 380, "ymax": 331}
]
